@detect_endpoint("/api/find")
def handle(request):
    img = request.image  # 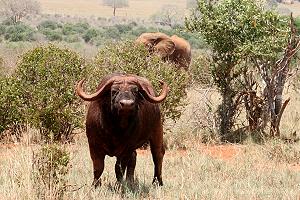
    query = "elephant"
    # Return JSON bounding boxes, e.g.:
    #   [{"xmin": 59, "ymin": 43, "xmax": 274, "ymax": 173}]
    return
[{"xmin": 136, "ymin": 32, "xmax": 191, "ymax": 70}]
